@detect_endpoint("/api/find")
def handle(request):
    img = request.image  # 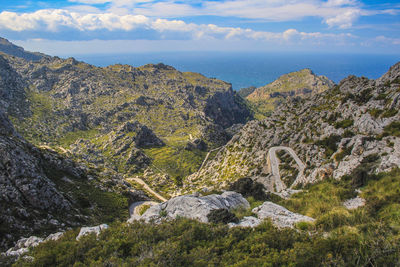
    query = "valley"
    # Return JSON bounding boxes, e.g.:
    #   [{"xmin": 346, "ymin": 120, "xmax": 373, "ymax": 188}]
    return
[{"xmin": 0, "ymin": 38, "xmax": 399, "ymax": 266}]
